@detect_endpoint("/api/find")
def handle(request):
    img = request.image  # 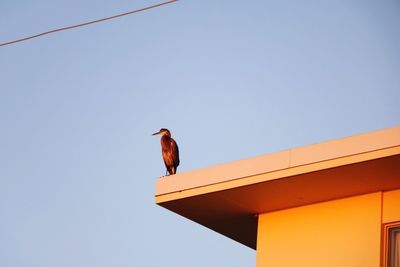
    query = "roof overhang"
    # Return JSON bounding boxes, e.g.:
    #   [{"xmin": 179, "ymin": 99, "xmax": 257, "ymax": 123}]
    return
[{"xmin": 155, "ymin": 126, "xmax": 400, "ymax": 249}]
